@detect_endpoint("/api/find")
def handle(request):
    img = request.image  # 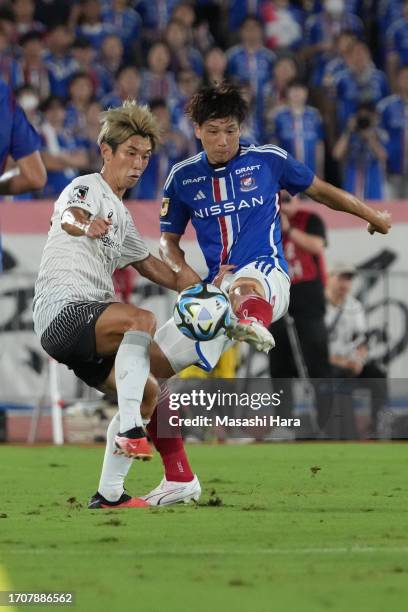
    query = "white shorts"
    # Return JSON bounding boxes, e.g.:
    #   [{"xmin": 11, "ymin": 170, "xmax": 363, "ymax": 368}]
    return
[
  {"xmin": 154, "ymin": 262, "xmax": 290, "ymax": 374},
  {"xmin": 220, "ymin": 262, "xmax": 290, "ymax": 322}
]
